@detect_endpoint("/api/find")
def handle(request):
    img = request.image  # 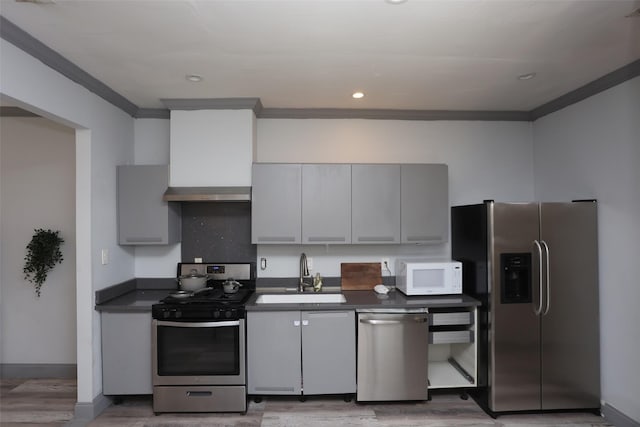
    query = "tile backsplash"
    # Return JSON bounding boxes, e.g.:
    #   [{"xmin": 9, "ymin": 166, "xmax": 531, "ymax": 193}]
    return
[{"xmin": 181, "ymin": 202, "xmax": 256, "ymax": 263}]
